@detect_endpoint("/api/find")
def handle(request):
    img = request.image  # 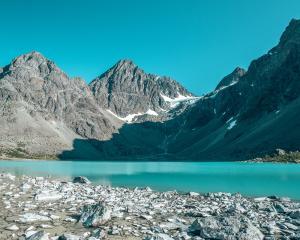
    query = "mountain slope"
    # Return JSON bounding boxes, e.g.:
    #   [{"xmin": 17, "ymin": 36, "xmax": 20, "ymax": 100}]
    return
[{"xmin": 166, "ymin": 18, "xmax": 300, "ymax": 160}]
